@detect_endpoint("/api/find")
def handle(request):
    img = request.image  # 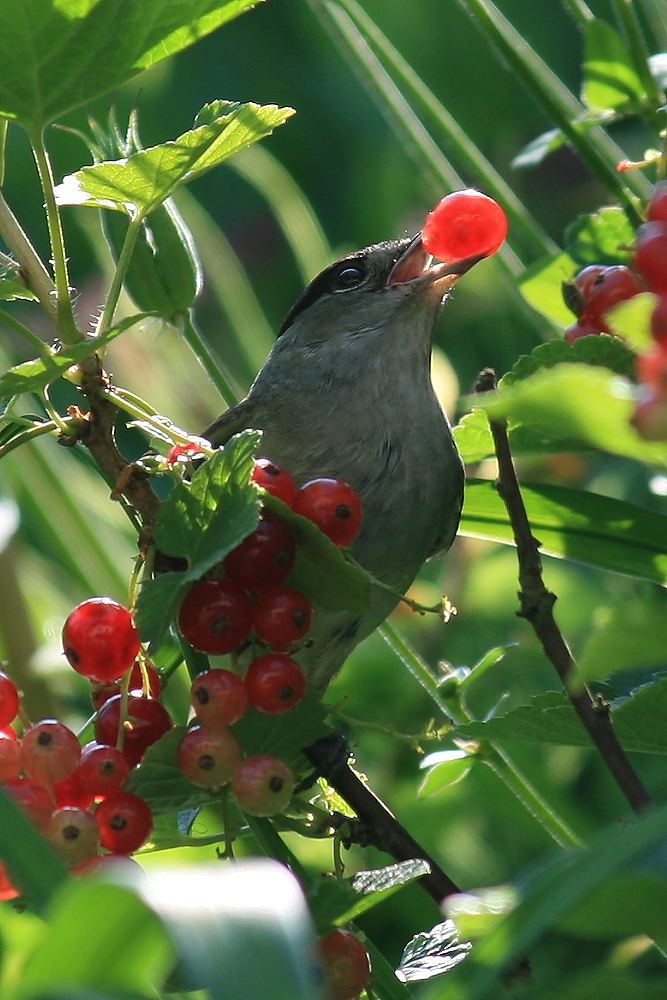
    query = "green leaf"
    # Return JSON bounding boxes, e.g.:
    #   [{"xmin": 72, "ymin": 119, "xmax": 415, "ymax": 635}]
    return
[
  {"xmin": 578, "ymin": 596, "xmax": 667, "ymax": 681},
  {"xmin": 555, "ymin": 872, "xmax": 667, "ymax": 942},
  {"xmin": 264, "ymin": 495, "xmax": 371, "ymax": 613},
  {"xmin": 606, "ymin": 292, "xmax": 656, "ymax": 352},
  {"xmin": 468, "ymin": 363, "xmax": 667, "ymax": 465},
  {"xmin": 519, "ymin": 251, "xmax": 578, "ymax": 326},
  {"xmin": 16, "ymin": 880, "xmax": 173, "ymax": 1000},
  {"xmin": 460, "ymin": 479, "xmax": 667, "ymax": 587},
  {"xmin": 135, "ymin": 433, "xmax": 261, "ymax": 647},
  {"xmin": 308, "ymin": 859, "xmax": 431, "ymax": 932},
  {"xmin": 397, "ymin": 920, "xmax": 472, "ymax": 984},
  {"xmin": 455, "ymin": 337, "xmax": 637, "ymax": 461},
  {"xmin": 0, "ymin": 0, "xmax": 263, "ymax": 126},
  {"xmin": 0, "ymin": 787, "xmax": 69, "ymax": 909},
  {"xmin": 450, "ymin": 675, "xmax": 667, "ymax": 754},
  {"xmin": 582, "ymin": 19, "xmax": 645, "ymax": 111},
  {"xmin": 232, "ymin": 687, "xmax": 330, "ymax": 773},
  {"xmin": 432, "ymin": 802, "xmax": 667, "ymax": 1000},
  {"xmin": 0, "ymin": 313, "xmax": 147, "ymax": 404},
  {"xmin": 565, "ymin": 206, "xmax": 635, "ymax": 267},
  {"xmin": 511, "ymin": 111, "xmax": 620, "ymax": 170},
  {"xmin": 56, "ymin": 102, "xmax": 295, "ymax": 219},
  {"xmin": 419, "ymin": 750, "xmax": 474, "ymax": 796},
  {"xmin": 0, "ymin": 266, "xmax": 38, "ymax": 302}
]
